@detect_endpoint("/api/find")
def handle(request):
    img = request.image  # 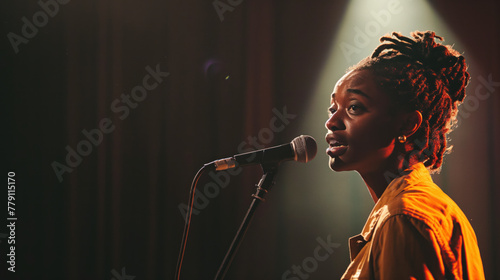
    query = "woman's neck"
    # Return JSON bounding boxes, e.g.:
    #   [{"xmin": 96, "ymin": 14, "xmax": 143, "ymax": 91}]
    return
[{"xmin": 360, "ymin": 154, "xmax": 416, "ymax": 203}]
